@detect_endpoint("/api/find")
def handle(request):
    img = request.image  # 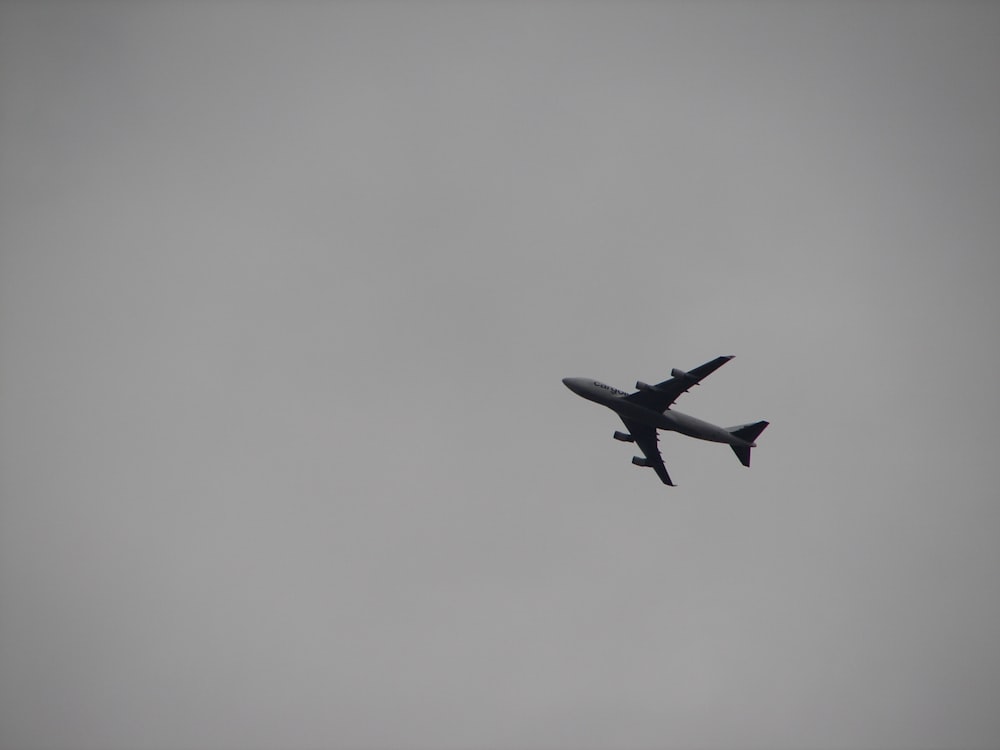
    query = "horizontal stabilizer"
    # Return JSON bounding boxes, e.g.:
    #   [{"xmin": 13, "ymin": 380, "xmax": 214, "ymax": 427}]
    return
[{"xmin": 729, "ymin": 420, "xmax": 769, "ymax": 445}]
